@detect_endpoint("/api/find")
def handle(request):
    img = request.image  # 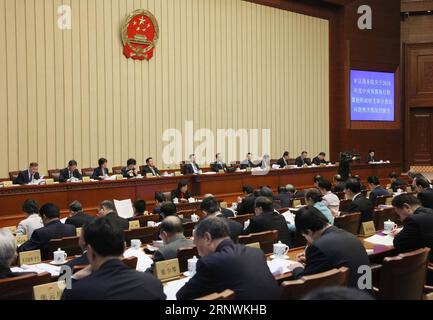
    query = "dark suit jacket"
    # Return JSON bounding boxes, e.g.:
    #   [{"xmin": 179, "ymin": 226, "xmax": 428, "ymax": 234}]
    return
[
  {"xmin": 91, "ymin": 167, "xmax": 109, "ymax": 180},
  {"xmin": 236, "ymin": 194, "xmax": 256, "ymax": 215},
  {"xmin": 184, "ymin": 163, "xmax": 201, "ymax": 174},
  {"xmin": 295, "ymin": 156, "xmax": 311, "ymax": 167},
  {"xmin": 121, "ymin": 167, "xmax": 137, "ymax": 178},
  {"xmin": 276, "ymin": 157, "xmax": 288, "ymax": 168},
  {"xmin": 333, "ymin": 182, "xmax": 346, "ymax": 193},
  {"xmin": 366, "ymin": 155, "xmax": 377, "ymax": 163},
  {"xmin": 347, "ymin": 194, "xmax": 374, "ymax": 226},
  {"xmin": 274, "ymin": 192, "xmax": 293, "ymax": 208},
  {"xmin": 17, "ymin": 220, "xmax": 76, "ymax": 260},
  {"xmin": 142, "ymin": 165, "xmax": 160, "ymax": 177},
  {"xmin": 369, "ymin": 186, "xmax": 389, "ymax": 206},
  {"xmin": 62, "ymin": 259, "xmax": 165, "ymax": 300},
  {"xmin": 171, "ymin": 189, "xmax": 191, "ymax": 201},
  {"xmin": 65, "ymin": 212, "xmax": 95, "ymax": 228},
  {"xmin": 220, "ymin": 208, "xmax": 235, "ymax": 218},
  {"xmin": 240, "ymin": 160, "xmax": 260, "ymax": 170},
  {"xmin": 65, "ymin": 252, "xmax": 89, "ymax": 269},
  {"xmin": 292, "ymin": 226, "xmax": 370, "ymax": 287},
  {"xmin": 243, "ymin": 211, "xmax": 292, "ymax": 246},
  {"xmin": 312, "ymin": 157, "xmax": 327, "ymax": 166},
  {"xmin": 176, "ymin": 239, "xmax": 279, "ymax": 300},
  {"xmin": 14, "ymin": 170, "xmax": 40, "ymax": 185},
  {"xmin": 391, "ymin": 179, "xmax": 405, "ymax": 192},
  {"xmin": 211, "ymin": 162, "xmax": 227, "ymax": 173},
  {"xmin": 105, "ymin": 212, "xmax": 129, "ymax": 231},
  {"xmin": 216, "ymin": 215, "xmax": 243, "ymax": 242},
  {"xmin": 59, "ymin": 168, "xmax": 83, "ymax": 183},
  {"xmin": 153, "ymin": 236, "xmax": 194, "ymax": 263},
  {"xmin": 417, "ymin": 189, "xmax": 433, "ymax": 210},
  {"xmin": 394, "ymin": 207, "xmax": 433, "ymax": 262}
]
